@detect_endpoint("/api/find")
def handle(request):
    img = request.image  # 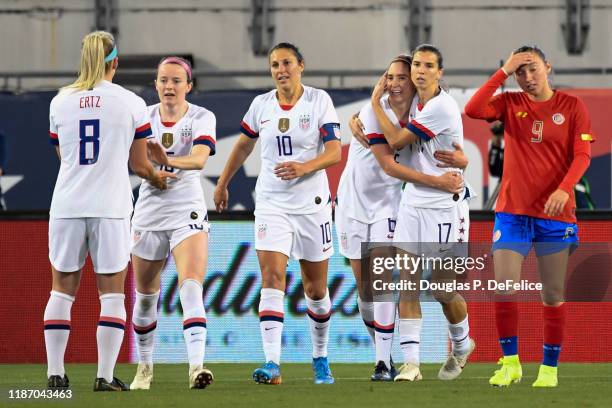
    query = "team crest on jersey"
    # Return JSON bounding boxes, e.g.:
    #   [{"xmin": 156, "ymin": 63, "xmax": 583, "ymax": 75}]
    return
[
  {"xmin": 161, "ymin": 132, "xmax": 174, "ymax": 148},
  {"xmin": 299, "ymin": 114, "xmax": 311, "ymax": 130},
  {"xmin": 552, "ymin": 113, "xmax": 565, "ymax": 125},
  {"xmin": 278, "ymin": 118, "xmax": 290, "ymax": 133},
  {"xmin": 180, "ymin": 127, "xmax": 193, "ymax": 144},
  {"xmin": 257, "ymin": 223, "xmax": 267, "ymax": 240}
]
